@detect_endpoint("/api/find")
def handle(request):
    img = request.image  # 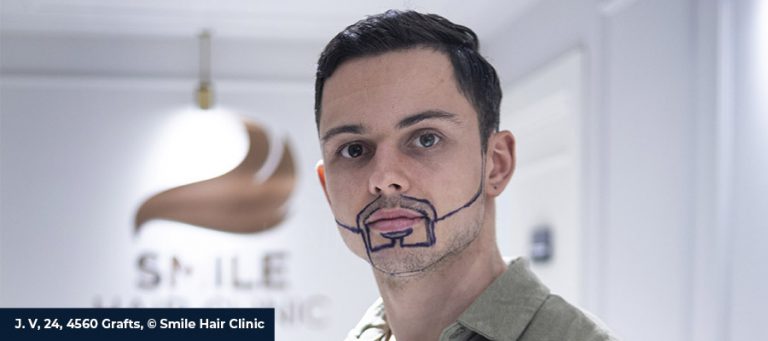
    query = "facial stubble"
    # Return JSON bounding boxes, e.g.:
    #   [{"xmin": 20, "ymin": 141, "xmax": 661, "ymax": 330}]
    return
[{"xmin": 371, "ymin": 202, "xmax": 486, "ymax": 279}]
